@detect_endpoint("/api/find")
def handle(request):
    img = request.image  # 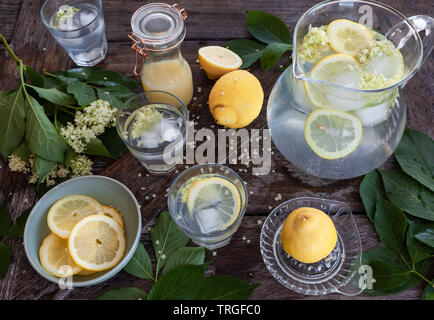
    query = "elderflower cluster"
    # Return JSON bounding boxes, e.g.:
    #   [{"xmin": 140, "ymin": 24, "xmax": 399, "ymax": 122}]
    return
[
  {"xmin": 7, "ymin": 154, "xmax": 29, "ymax": 173},
  {"xmin": 300, "ymin": 25, "xmax": 329, "ymax": 63},
  {"xmin": 70, "ymin": 155, "xmax": 93, "ymax": 178},
  {"xmin": 358, "ymin": 39, "xmax": 395, "ymax": 65},
  {"xmin": 60, "ymin": 99, "xmax": 117, "ymax": 153}
]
